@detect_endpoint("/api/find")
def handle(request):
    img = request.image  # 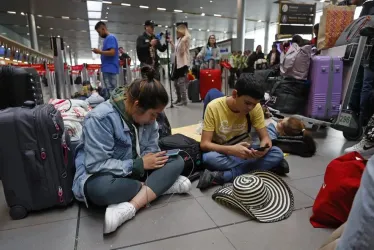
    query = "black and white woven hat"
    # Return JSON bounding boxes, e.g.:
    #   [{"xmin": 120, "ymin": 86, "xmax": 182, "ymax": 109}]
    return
[{"xmin": 212, "ymin": 171, "xmax": 294, "ymax": 223}]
